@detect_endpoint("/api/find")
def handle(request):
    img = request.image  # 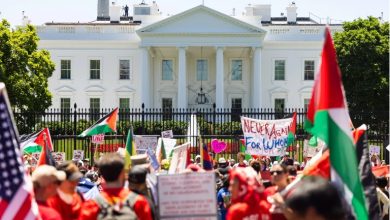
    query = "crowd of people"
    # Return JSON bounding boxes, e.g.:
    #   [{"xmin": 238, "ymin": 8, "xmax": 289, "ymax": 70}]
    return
[{"xmin": 24, "ymin": 150, "xmax": 389, "ymax": 220}]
